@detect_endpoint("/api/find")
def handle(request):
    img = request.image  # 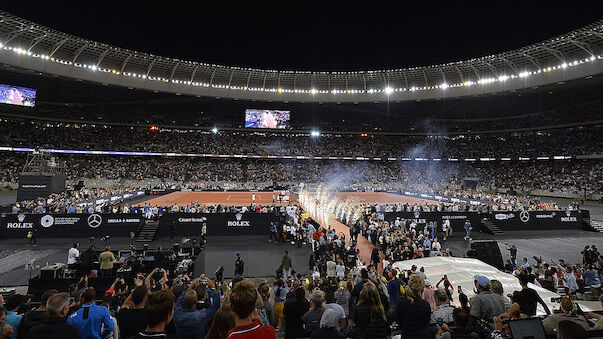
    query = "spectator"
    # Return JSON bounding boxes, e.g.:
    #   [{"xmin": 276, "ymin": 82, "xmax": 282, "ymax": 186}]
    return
[
  {"xmin": 469, "ymin": 275, "xmax": 505, "ymax": 322},
  {"xmin": 302, "ymin": 289, "xmax": 326, "ymax": 333},
  {"xmin": 16, "ymin": 289, "xmax": 59, "ymax": 339},
  {"xmin": 395, "ymin": 275, "xmax": 430, "ymax": 339},
  {"xmin": 0, "ymin": 306, "xmax": 14, "ymax": 339},
  {"xmin": 258, "ymin": 283, "xmax": 275, "ymax": 328},
  {"xmin": 324, "ymin": 291, "xmax": 346, "ymax": 331},
  {"xmin": 387, "ymin": 272, "xmax": 402, "ymax": 311},
  {"xmin": 67, "ymin": 287, "xmax": 115, "ymax": 339},
  {"xmin": 282, "ymin": 251, "xmax": 293, "ymax": 279},
  {"xmin": 98, "ymin": 247, "xmax": 115, "ymax": 278},
  {"xmin": 116, "ymin": 286, "xmax": 147, "ymax": 339},
  {"xmin": 127, "ymin": 290, "xmax": 175, "ymax": 339},
  {"xmin": 67, "ymin": 243, "xmax": 80, "ymax": 270},
  {"xmin": 205, "ymin": 306, "xmax": 236, "ymax": 339},
  {"xmin": 431, "ymin": 290, "xmax": 455, "ymax": 325},
  {"xmin": 283, "ymin": 287, "xmax": 310, "ymax": 339},
  {"xmin": 352, "ymin": 282, "xmax": 390, "ymax": 338},
  {"xmin": 310, "ymin": 309, "xmax": 344, "ymax": 339},
  {"xmin": 557, "ymin": 320, "xmax": 589, "ymax": 339},
  {"xmin": 226, "ymin": 279, "xmax": 276, "ymax": 338},
  {"xmin": 334, "ymin": 282, "xmax": 351, "ymax": 319},
  {"xmin": 4, "ymin": 295, "xmax": 25, "ymax": 339},
  {"xmin": 173, "ymin": 276, "xmax": 220, "ymax": 339},
  {"xmin": 28, "ymin": 293, "xmax": 83, "ymax": 339},
  {"xmin": 489, "ymin": 279, "xmax": 512, "ymax": 312},
  {"xmin": 541, "ymin": 297, "xmax": 589, "ymax": 335},
  {"xmin": 505, "ymin": 273, "xmax": 550, "ymax": 317},
  {"xmin": 273, "ymin": 279, "xmax": 288, "ymax": 332},
  {"xmin": 79, "ymin": 246, "xmax": 98, "ymax": 278},
  {"xmin": 438, "ymin": 308, "xmax": 478, "ymax": 339}
]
